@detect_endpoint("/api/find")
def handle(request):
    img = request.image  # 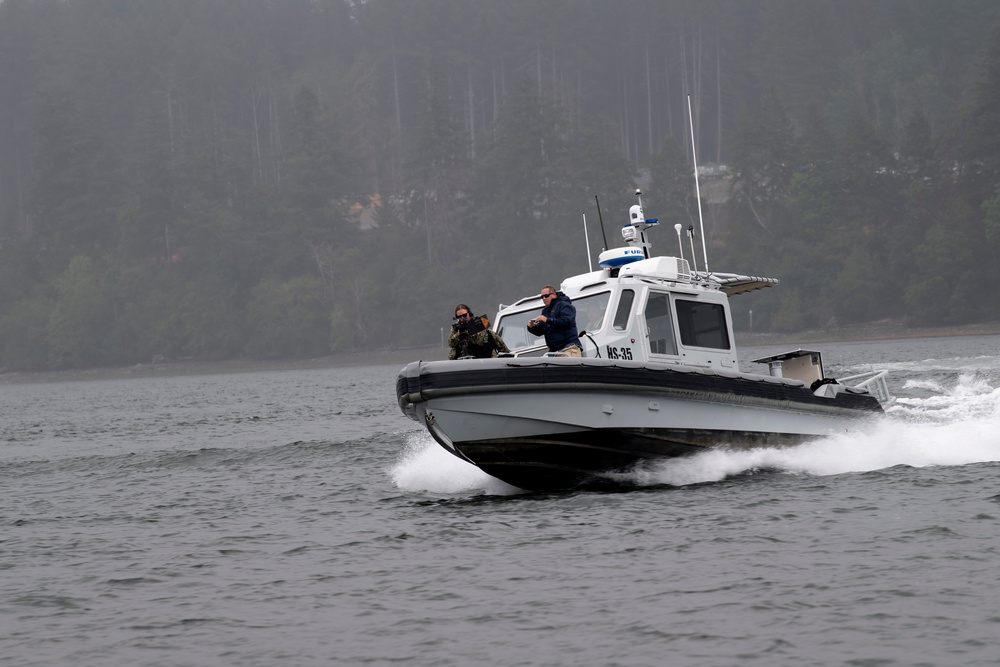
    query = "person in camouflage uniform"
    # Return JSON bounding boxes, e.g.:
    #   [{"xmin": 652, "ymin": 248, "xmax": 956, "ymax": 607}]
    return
[{"xmin": 448, "ymin": 303, "xmax": 510, "ymax": 360}]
